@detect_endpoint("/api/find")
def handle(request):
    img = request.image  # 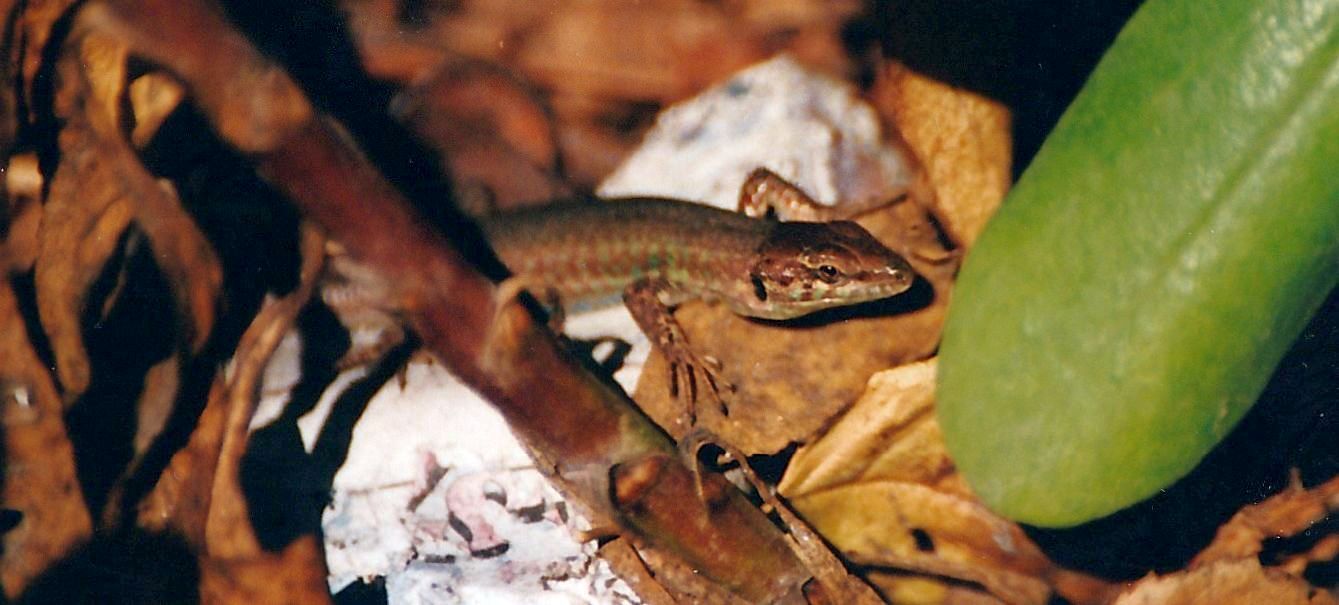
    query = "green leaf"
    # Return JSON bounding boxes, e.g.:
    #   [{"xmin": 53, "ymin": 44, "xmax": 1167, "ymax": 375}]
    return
[{"xmin": 937, "ymin": 0, "xmax": 1339, "ymax": 527}]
